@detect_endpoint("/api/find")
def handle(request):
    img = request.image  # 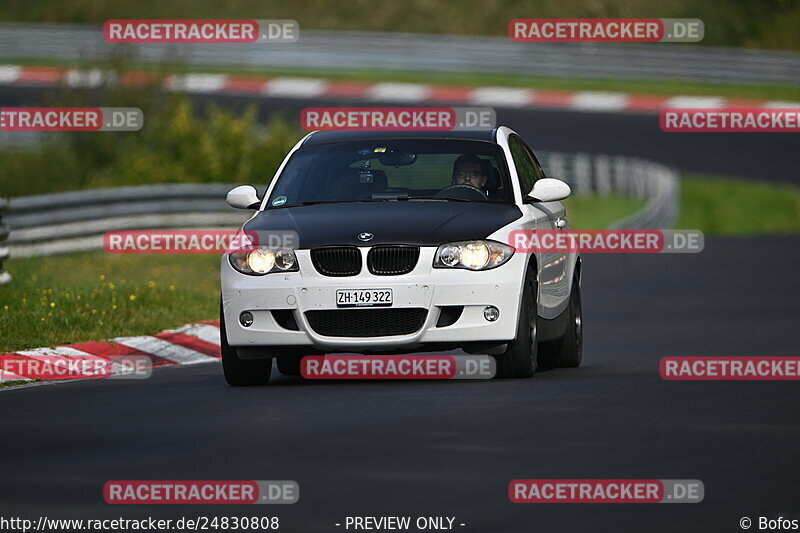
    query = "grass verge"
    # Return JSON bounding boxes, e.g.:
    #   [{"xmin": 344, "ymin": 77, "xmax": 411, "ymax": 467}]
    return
[
  {"xmin": 563, "ymin": 195, "xmax": 645, "ymax": 230},
  {"xmin": 677, "ymin": 174, "xmax": 800, "ymax": 234},
  {"xmin": 0, "ymin": 253, "xmax": 220, "ymax": 353}
]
